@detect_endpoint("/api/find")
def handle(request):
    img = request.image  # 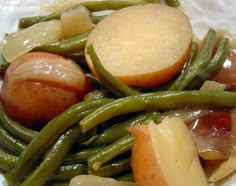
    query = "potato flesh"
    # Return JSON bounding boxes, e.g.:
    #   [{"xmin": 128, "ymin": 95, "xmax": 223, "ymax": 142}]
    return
[
  {"xmin": 149, "ymin": 118, "xmax": 208, "ymax": 186},
  {"xmin": 86, "ymin": 4, "xmax": 192, "ymax": 86}
]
